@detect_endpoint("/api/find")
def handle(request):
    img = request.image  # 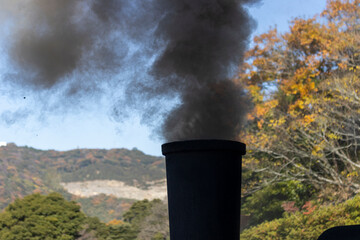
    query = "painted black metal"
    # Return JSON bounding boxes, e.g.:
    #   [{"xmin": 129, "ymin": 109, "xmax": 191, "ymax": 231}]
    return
[
  {"xmin": 162, "ymin": 139, "xmax": 245, "ymax": 240},
  {"xmin": 317, "ymin": 225, "xmax": 360, "ymax": 240}
]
